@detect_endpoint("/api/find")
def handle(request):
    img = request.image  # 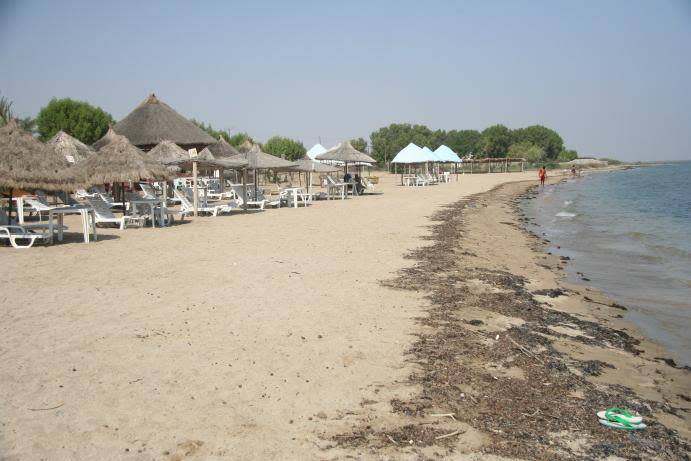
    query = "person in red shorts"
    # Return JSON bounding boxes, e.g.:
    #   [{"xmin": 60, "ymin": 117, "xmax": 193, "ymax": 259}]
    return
[{"xmin": 538, "ymin": 166, "xmax": 546, "ymax": 187}]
